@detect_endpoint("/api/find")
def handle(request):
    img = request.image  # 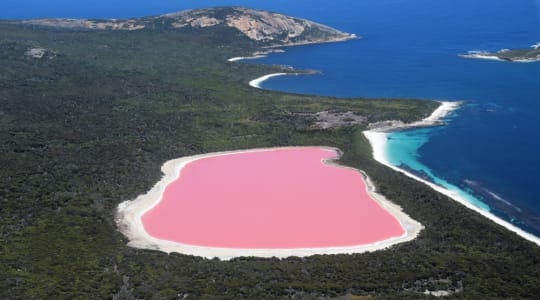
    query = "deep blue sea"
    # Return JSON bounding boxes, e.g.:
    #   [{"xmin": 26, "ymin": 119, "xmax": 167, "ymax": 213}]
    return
[{"xmin": 3, "ymin": 0, "xmax": 540, "ymax": 237}]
